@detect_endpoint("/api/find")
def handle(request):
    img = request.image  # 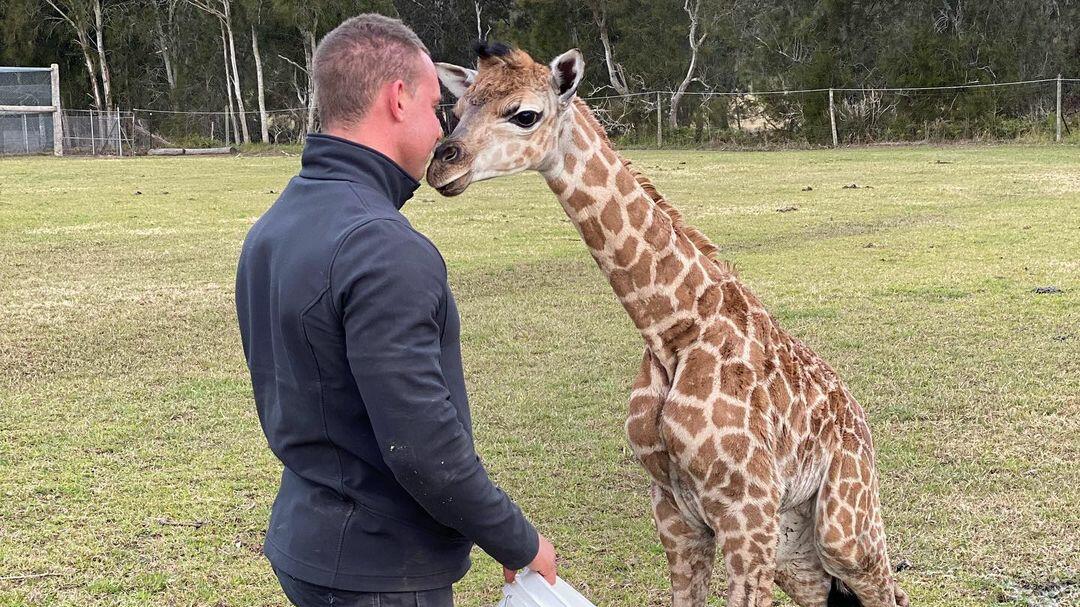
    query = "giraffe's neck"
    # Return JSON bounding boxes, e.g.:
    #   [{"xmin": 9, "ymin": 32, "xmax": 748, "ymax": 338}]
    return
[{"xmin": 539, "ymin": 102, "xmax": 726, "ymax": 370}]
